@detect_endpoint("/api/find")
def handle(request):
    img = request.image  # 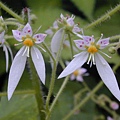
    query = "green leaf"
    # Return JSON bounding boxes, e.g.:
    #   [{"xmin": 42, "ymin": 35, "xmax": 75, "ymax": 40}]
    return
[
  {"xmin": 71, "ymin": 0, "xmax": 95, "ymax": 20},
  {"xmin": 0, "ymin": 95, "xmax": 38, "ymax": 120}
]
